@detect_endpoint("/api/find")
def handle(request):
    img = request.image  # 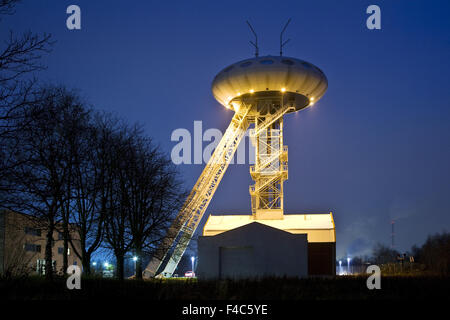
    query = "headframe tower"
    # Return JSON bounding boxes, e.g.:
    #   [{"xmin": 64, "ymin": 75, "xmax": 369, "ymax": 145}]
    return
[{"xmin": 144, "ymin": 28, "xmax": 328, "ymax": 278}]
